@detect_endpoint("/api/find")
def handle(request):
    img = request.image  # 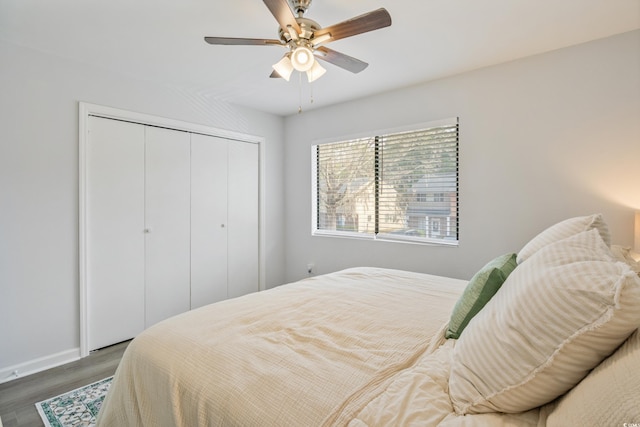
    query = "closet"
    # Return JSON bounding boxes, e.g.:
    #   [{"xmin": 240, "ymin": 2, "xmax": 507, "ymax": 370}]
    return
[{"xmin": 84, "ymin": 115, "xmax": 259, "ymax": 351}]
